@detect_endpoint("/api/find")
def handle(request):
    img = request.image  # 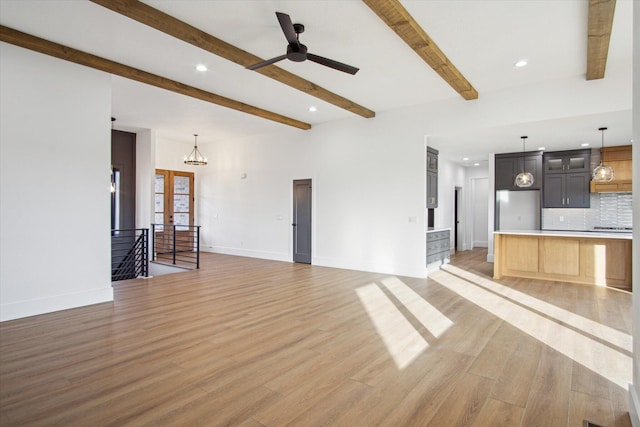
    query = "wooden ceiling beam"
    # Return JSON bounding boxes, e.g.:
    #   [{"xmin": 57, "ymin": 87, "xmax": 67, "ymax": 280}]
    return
[
  {"xmin": 0, "ymin": 25, "xmax": 311, "ymax": 130},
  {"xmin": 362, "ymin": 0, "xmax": 478, "ymax": 101},
  {"xmin": 89, "ymin": 0, "xmax": 375, "ymax": 119},
  {"xmin": 587, "ymin": 0, "xmax": 616, "ymax": 80}
]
